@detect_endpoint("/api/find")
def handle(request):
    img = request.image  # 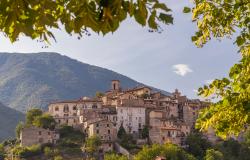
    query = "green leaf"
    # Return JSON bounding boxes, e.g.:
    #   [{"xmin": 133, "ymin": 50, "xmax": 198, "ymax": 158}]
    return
[
  {"xmin": 158, "ymin": 13, "xmax": 173, "ymax": 24},
  {"xmin": 153, "ymin": 3, "xmax": 171, "ymax": 12},
  {"xmin": 183, "ymin": 7, "xmax": 191, "ymax": 13},
  {"xmin": 148, "ymin": 10, "xmax": 157, "ymax": 29}
]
